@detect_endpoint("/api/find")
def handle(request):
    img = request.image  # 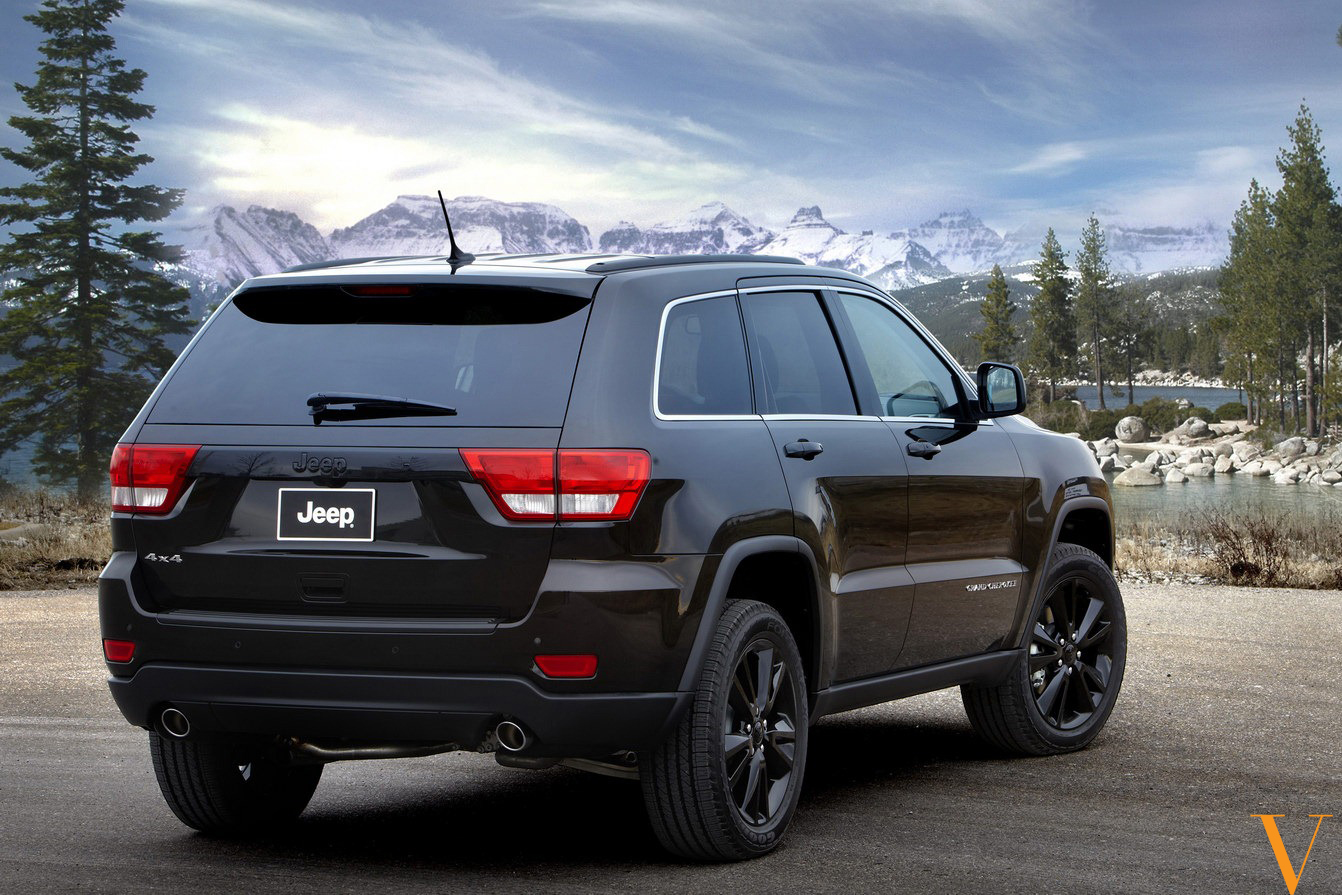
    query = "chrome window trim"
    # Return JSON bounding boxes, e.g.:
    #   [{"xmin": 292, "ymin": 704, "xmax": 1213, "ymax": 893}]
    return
[
  {"xmin": 761, "ymin": 414, "xmax": 882, "ymax": 422},
  {"xmin": 652, "ymin": 289, "xmax": 756, "ymax": 422}
]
